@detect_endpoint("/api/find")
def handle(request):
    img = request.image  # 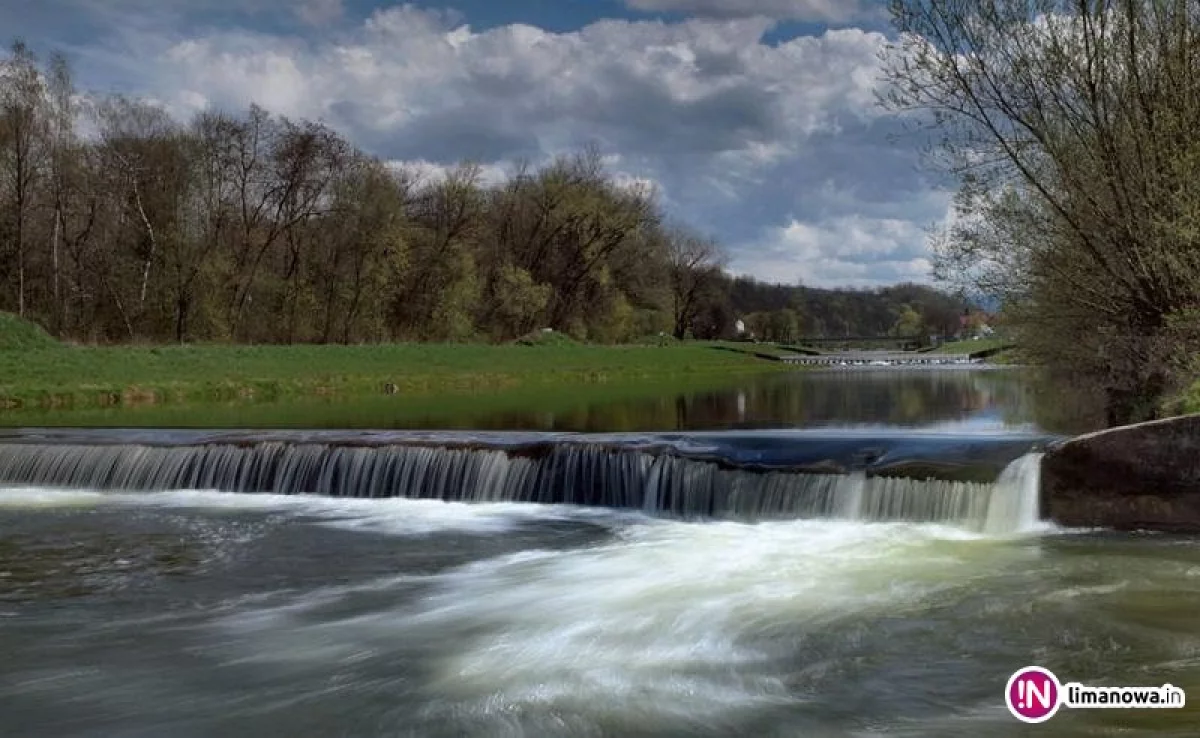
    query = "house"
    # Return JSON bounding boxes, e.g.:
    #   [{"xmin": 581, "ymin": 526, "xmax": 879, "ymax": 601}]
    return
[{"xmin": 958, "ymin": 309, "xmax": 997, "ymax": 340}]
